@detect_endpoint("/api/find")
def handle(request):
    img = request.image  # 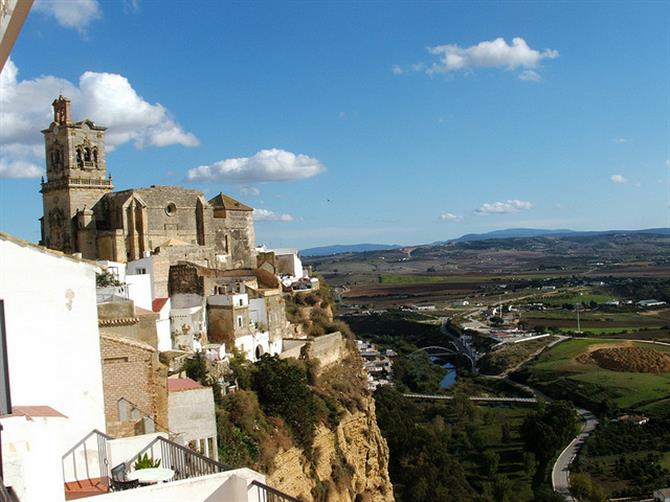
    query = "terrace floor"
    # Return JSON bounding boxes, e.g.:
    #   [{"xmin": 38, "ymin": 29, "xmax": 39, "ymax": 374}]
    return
[{"xmin": 64, "ymin": 477, "xmax": 109, "ymax": 500}]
